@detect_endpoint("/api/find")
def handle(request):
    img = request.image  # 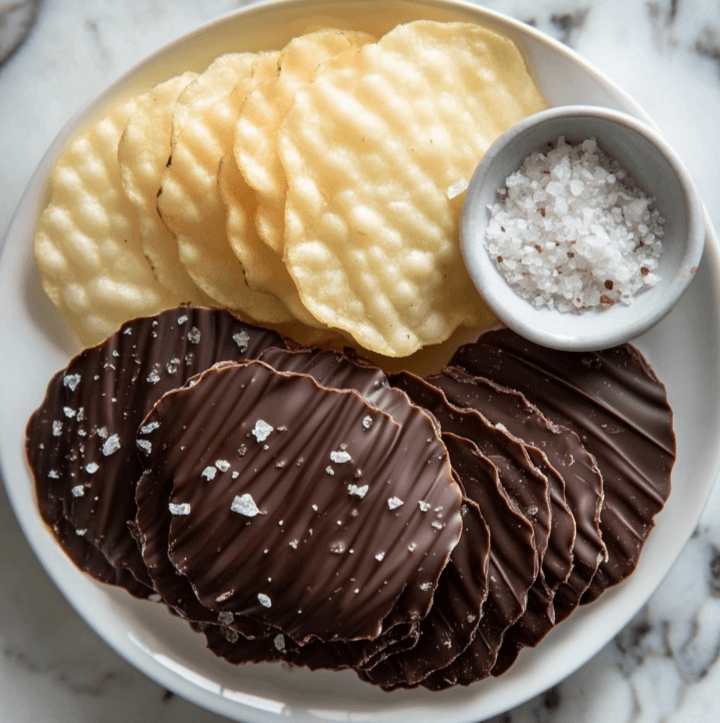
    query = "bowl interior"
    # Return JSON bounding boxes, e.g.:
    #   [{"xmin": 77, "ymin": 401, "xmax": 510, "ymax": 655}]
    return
[{"xmin": 461, "ymin": 108, "xmax": 704, "ymax": 351}]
